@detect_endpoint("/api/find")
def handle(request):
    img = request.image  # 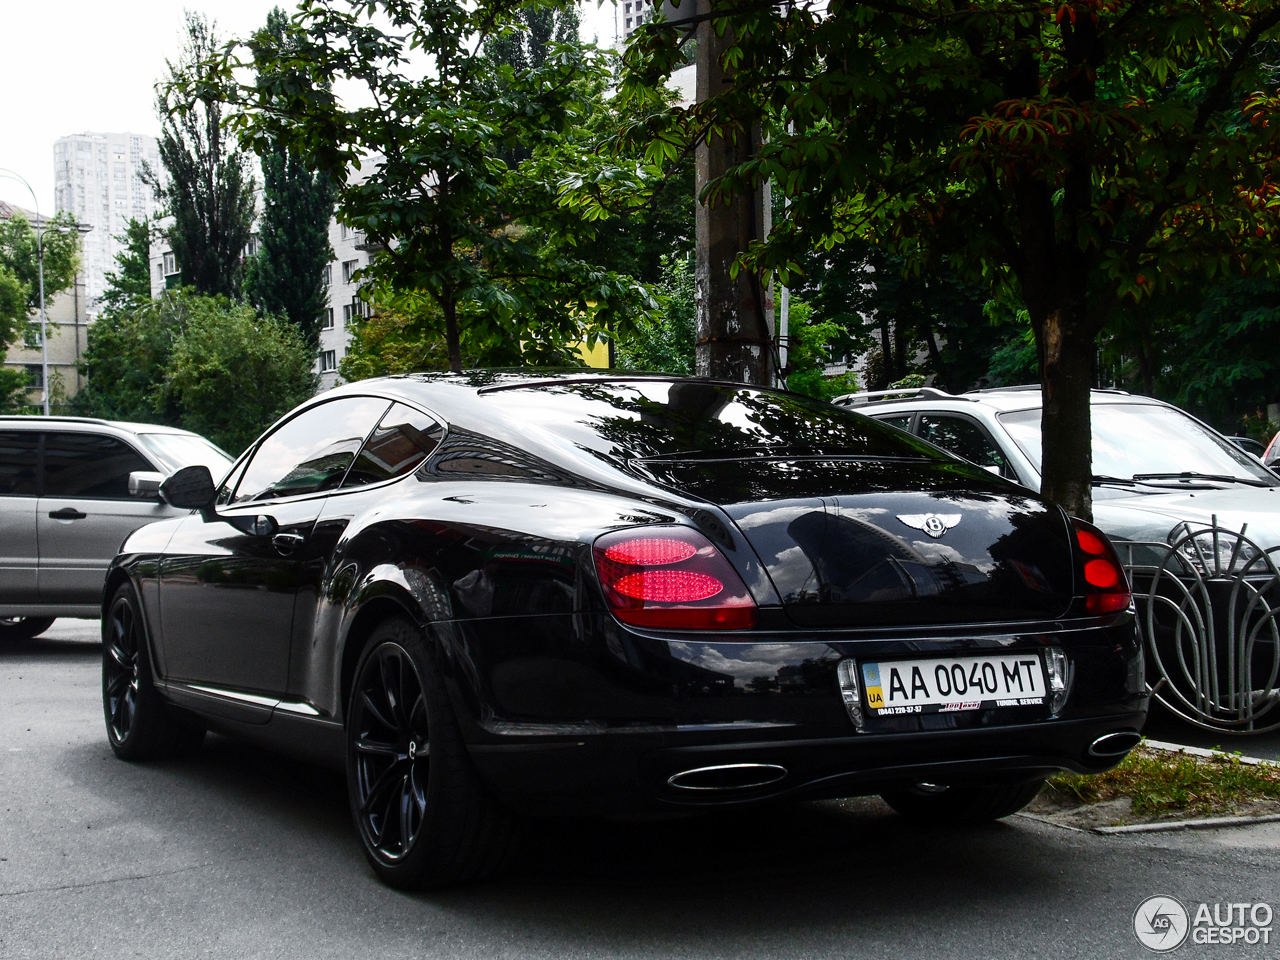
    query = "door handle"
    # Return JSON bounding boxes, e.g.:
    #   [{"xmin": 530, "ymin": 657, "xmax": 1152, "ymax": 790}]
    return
[
  {"xmin": 48, "ymin": 508, "xmax": 87, "ymax": 520},
  {"xmin": 272, "ymin": 532, "xmax": 306, "ymax": 555}
]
